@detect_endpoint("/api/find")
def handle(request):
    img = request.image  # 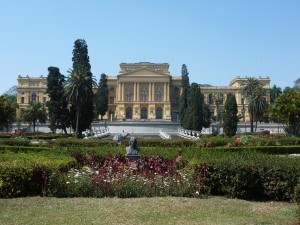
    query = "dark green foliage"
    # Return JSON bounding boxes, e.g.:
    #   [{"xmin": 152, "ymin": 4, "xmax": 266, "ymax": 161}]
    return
[
  {"xmin": 270, "ymin": 84, "xmax": 282, "ymax": 103},
  {"xmin": 193, "ymin": 85, "xmax": 203, "ymax": 131},
  {"xmin": 223, "ymin": 93, "xmax": 238, "ymax": 137},
  {"xmin": 179, "ymin": 64, "xmax": 190, "ymax": 124},
  {"xmin": 46, "ymin": 67, "xmax": 70, "ymax": 134},
  {"xmin": 0, "ymin": 95, "xmax": 16, "ymax": 131},
  {"xmin": 95, "ymin": 73, "xmax": 109, "ymax": 119},
  {"xmin": 0, "ymin": 137, "xmax": 30, "ymax": 146},
  {"xmin": 183, "ymin": 83, "xmax": 203, "ymax": 131},
  {"xmin": 0, "ymin": 150, "xmax": 75, "ymax": 197},
  {"xmin": 68, "ymin": 39, "xmax": 95, "ymax": 138},
  {"xmin": 269, "ymin": 89, "xmax": 300, "ymax": 136},
  {"xmin": 202, "ymin": 95, "xmax": 211, "ymax": 128}
]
